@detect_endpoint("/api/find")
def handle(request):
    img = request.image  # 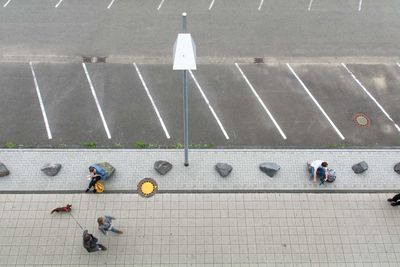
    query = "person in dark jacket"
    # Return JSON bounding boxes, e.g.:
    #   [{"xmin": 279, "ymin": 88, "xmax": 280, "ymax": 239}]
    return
[
  {"xmin": 82, "ymin": 230, "xmax": 107, "ymax": 252},
  {"xmin": 388, "ymin": 194, "xmax": 400, "ymax": 206},
  {"xmin": 85, "ymin": 166, "xmax": 102, "ymax": 193}
]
